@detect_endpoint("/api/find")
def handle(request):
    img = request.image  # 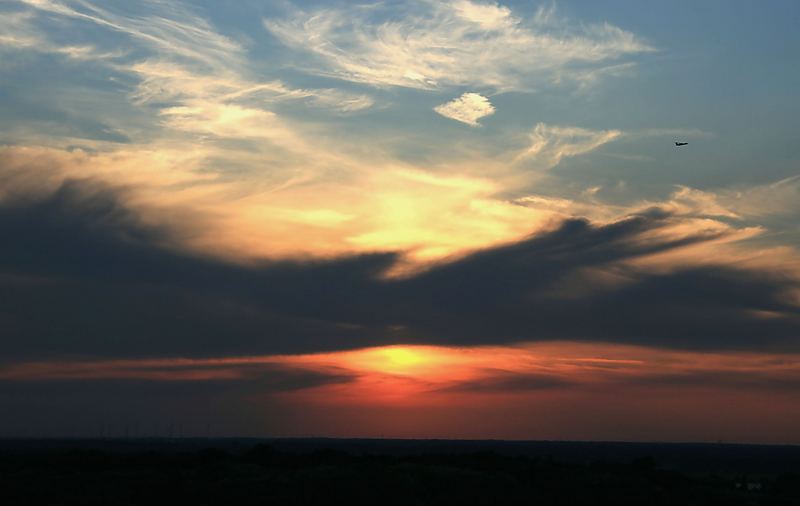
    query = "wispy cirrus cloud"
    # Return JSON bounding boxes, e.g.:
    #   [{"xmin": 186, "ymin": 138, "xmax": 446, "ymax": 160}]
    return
[
  {"xmin": 0, "ymin": 8, "xmax": 125, "ymax": 61},
  {"xmin": 663, "ymin": 186, "xmax": 740, "ymax": 219},
  {"xmin": 717, "ymin": 176, "xmax": 800, "ymax": 218},
  {"xmin": 6, "ymin": 0, "xmax": 375, "ymax": 125},
  {"xmin": 15, "ymin": 0, "xmax": 242, "ymax": 69},
  {"xmin": 515, "ymin": 123, "xmax": 623, "ymax": 168},
  {"xmin": 263, "ymin": 0, "xmax": 654, "ymax": 92}
]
